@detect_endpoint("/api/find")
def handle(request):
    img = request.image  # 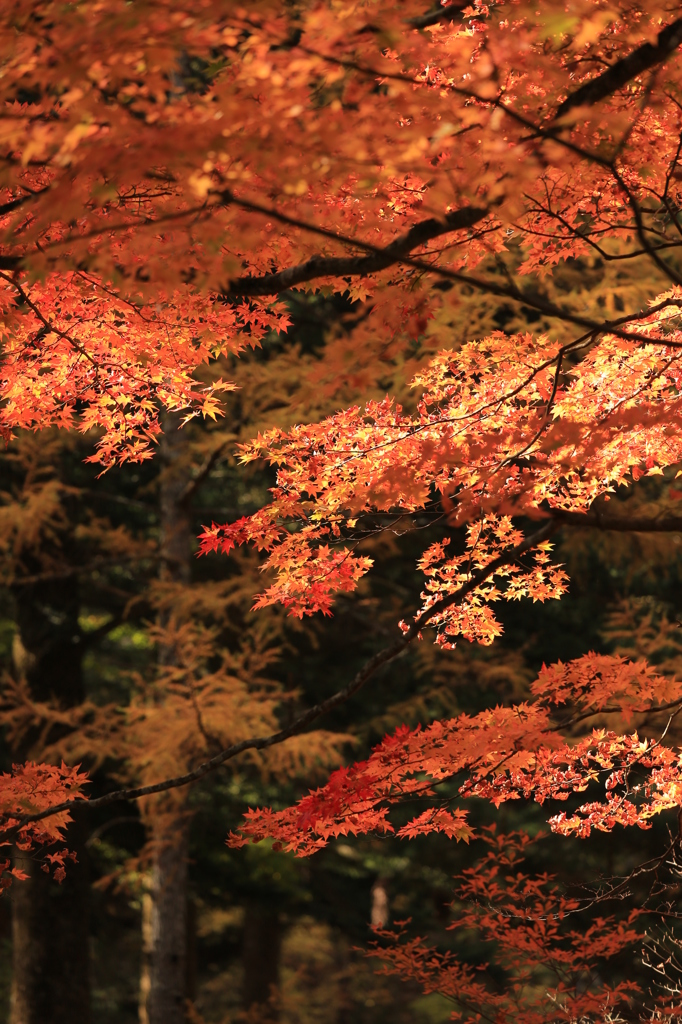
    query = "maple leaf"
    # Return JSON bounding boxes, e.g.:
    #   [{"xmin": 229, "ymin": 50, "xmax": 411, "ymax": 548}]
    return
[{"xmin": 0, "ymin": 761, "xmax": 88, "ymax": 886}]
